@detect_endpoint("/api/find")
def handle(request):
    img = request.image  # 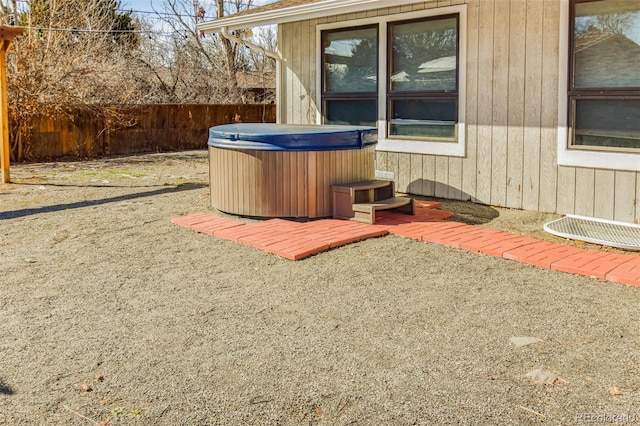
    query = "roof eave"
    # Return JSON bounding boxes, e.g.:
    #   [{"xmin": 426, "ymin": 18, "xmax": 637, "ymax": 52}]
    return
[{"xmin": 197, "ymin": 0, "xmax": 428, "ymax": 33}]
